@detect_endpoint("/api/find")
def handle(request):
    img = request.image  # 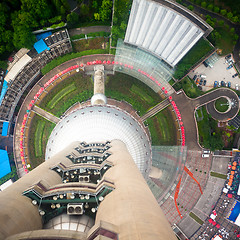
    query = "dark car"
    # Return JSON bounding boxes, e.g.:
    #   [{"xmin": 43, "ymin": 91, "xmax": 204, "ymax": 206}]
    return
[
  {"xmin": 199, "ymin": 79, "xmax": 203, "ymax": 85},
  {"xmin": 193, "ymin": 75, "xmax": 197, "ymax": 81},
  {"xmin": 214, "ymin": 81, "xmax": 218, "ymax": 88},
  {"xmin": 225, "ymin": 54, "xmax": 231, "ymax": 59},
  {"xmin": 233, "ymin": 73, "xmax": 238, "ymax": 78},
  {"xmin": 228, "ymin": 81, "xmax": 231, "ymax": 88},
  {"xmin": 203, "ymin": 61, "xmax": 208, "ymax": 67},
  {"xmin": 221, "ymin": 81, "xmax": 225, "ymax": 87},
  {"xmin": 203, "ymin": 80, "xmax": 206, "ymax": 86}
]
